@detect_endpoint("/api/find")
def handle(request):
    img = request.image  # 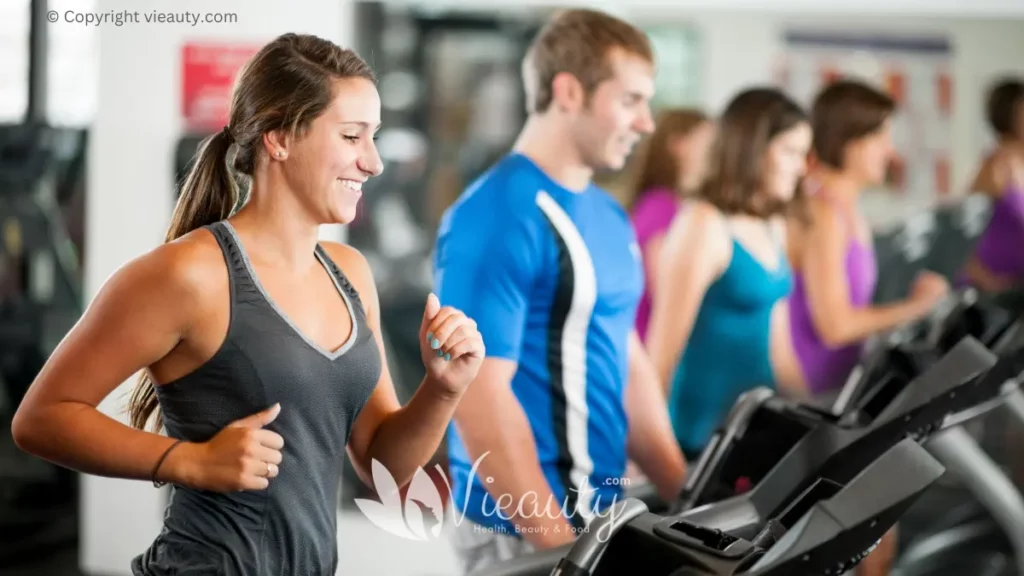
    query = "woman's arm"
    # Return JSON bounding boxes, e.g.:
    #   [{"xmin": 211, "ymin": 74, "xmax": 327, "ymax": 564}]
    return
[
  {"xmin": 970, "ymin": 155, "xmax": 1001, "ymax": 197},
  {"xmin": 963, "ymin": 255, "xmax": 1017, "ymax": 293},
  {"xmin": 799, "ymin": 198, "xmax": 932, "ymax": 348},
  {"xmin": 328, "ymin": 244, "xmax": 477, "ymax": 490},
  {"xmin": 12, "ymin": 240, "xmax": 210, "ymax": 486},
  {"xmin": 644, "ymin": 202, "xmax": 730, "ymax": 397},
  {"xmin": 642, "ymin": 233, "xmax": 666, "ymax": 302},
  {"xmin": 971, "ymin": 147, "xmax": 1024, "ymax": 200},
  {"xmin": 633, "ymin": 193, "xmax": 679, "ymax": 304}
]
